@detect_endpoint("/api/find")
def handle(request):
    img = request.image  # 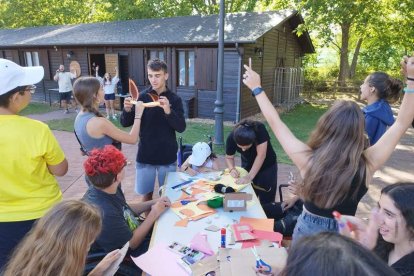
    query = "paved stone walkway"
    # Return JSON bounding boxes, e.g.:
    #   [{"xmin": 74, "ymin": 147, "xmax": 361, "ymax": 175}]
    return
[{"xmin": 26, "ymin": 110, "xmax": 414, "ymax": 218}]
